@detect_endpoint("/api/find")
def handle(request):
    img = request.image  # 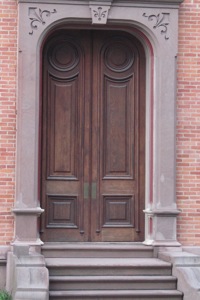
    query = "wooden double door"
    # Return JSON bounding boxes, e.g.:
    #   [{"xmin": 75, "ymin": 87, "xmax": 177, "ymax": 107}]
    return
[{"xmin": 41, "ymin": 29, "xmax": 145, "ymax": 242}]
